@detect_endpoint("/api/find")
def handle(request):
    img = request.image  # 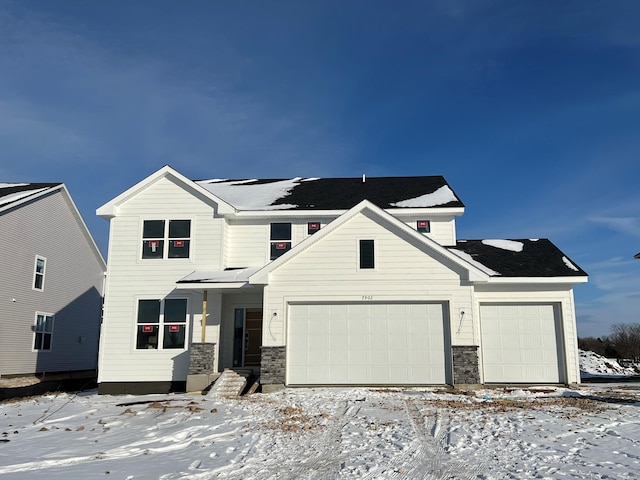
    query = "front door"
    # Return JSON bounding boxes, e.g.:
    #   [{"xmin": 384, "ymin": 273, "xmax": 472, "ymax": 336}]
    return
[
  {"xmin": 232, "ymin": 308, "xmax": 263, "ymax": 367},
  {"xmin": 244, "ymin": 309, "xmax": 263, "ymax": 366}
]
